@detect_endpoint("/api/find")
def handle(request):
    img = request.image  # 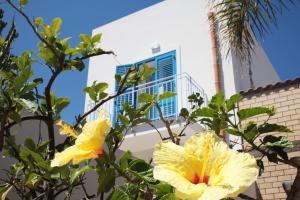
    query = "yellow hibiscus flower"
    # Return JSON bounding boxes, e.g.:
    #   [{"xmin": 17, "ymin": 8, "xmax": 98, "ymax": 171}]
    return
[
  {"xmin": 56, "ymin": 119, "xmax": 78, "ymax": 139},
  {"xmin": 51, "ymin": 113, "xmax": 111, "ymax": 167},
  {"xmin": 153, "ymin": 132, "xmax": 258, "ymax": 200}
]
